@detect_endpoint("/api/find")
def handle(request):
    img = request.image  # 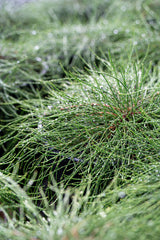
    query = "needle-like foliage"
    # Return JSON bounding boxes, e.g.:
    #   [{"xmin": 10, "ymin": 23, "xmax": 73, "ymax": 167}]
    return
[{"xmin": 0, "ymin": 0, "xmax": 160, "ymax": 239}]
